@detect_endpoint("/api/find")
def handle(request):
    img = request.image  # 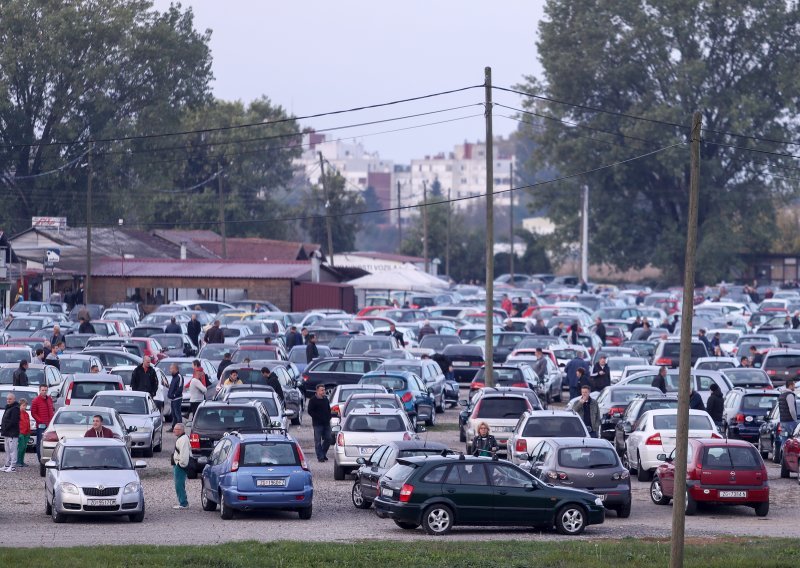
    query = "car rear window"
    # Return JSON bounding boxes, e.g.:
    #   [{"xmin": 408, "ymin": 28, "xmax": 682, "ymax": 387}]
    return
[
  {"xmin": 611, "ymin": 389, "xmax": 656, "ymax": 403},
  {"xmin": 474, "ymin": 397, "xmax": 529, "ymax": 419},
  {"xmin": 741, "ymin": 394, "xmax": 779, "ymax": 411},
  {"xmin": 54, "ymin": 410, "xmax": 113, "ymax": 426},
  {"xmin": 558, "ymin": 447, "xmax": 618, "ymax": 469},
  {"xmin": 344, "ymin": 414, "xmax": 406, "ymax": 432},
  {"xmin": 662, "ymin": 343, "xmax": 708, "ymax": 358},
  {"xmin": 522, "ymin": 416, "xmax": 586, "ymax": 437},
  {"xmin": 241, "ymin": 442, "xmax": 298, "ymax": 467},
  {"xmin": 233, "ymin": 350, "xmax": 275, "ymax": 363},
  {"xmin": 384, "ymin": 462, "xmax": 416, "ymax": 483},
  {"xmin": 193, "ymin": 408, "xmax": 261, "ymax": 430},
  {"xmin": 346, "ymin": 398, "xmax": 399, "ymax": 413},
  {"xmin": 653, "ymin": 414, "xmax": 712, "ymax": 430},
  {"xmin": 0, "ymin": 350, "xmax": 30, "ymax": 363},
  {"xmin": 723, "ymin": 369, "xmax": 771, "ymax": 387},
  {"xmin": 641, "ymin": 400, "xmax": 679, "ymax": 414},
  {"xmin": 60, "ymin": 359, "xmax": 93, "ymax": 374},
  {"xmin": 702, "ymin": 446, "xmax": 761, "ymax": 470},
  {"xmin": 347, "ymin": 339, "xmax": 392, "ymax": 354},
  {"xmin": 360, "ymin": 376, "xmax": 406, "ymax": 391},
  {"xmin": 763, "ymin": 355, "xmax": 800, "ymax": 369},
  {"xmin": 696, "ymin": 360, "xmax": 736, "ymax": 371},
  {"xmin": 93, "ymin": 395, "xmax": 147, "ymax": 414},
  {"xmin": 72, "ymin": 381, "xmax": 118, "ymax": 399},
  {"xmin": 0, "ymin": 368, "xmax": 45, "ymax": 385}
]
